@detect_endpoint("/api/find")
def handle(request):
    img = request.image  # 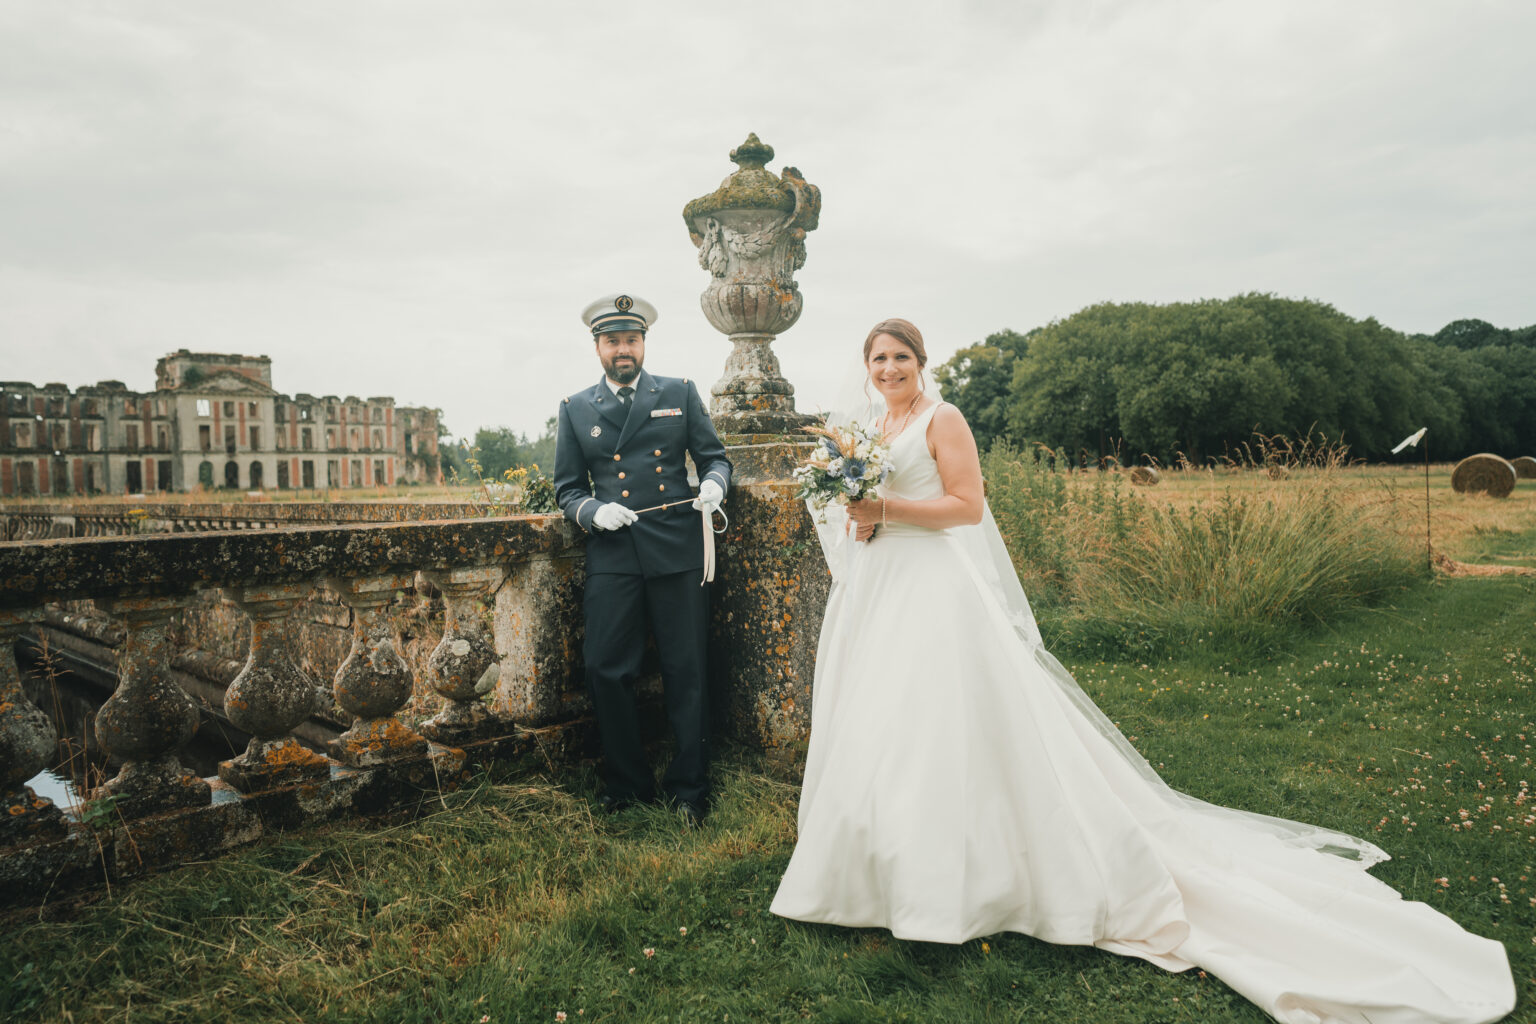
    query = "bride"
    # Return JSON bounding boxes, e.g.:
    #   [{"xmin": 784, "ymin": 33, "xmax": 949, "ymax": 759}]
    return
[{"xmin": 769, "ymin": 318, "xmax": 1515, "ymax": 1024}]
